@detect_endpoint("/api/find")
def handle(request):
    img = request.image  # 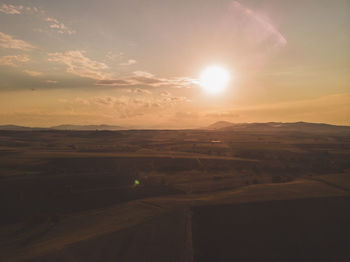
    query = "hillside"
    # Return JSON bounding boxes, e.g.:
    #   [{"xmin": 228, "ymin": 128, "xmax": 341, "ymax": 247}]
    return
[{"xmin": 207, "ymin": 121, "xmax": 350, "ymax": 133}]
